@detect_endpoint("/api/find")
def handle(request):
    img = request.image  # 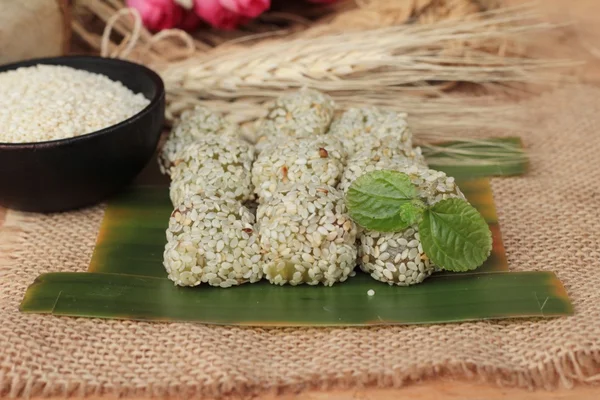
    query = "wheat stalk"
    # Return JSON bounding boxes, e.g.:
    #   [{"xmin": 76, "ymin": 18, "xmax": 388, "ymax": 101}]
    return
[
  {"xmin": 156, "ymin": 7, "xmax": 570, "ymax": 134},
  {"xmin": 151, "ymin": 6, "xmax": 572, "ymax": 115},
  {"xmin": 72, "ymin": 0, "xmax": 576, "ymax": 142},
  {"xmin": 164, "ymin": 12, "xmax": 564, "ymax": 83}
]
